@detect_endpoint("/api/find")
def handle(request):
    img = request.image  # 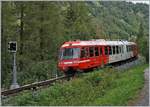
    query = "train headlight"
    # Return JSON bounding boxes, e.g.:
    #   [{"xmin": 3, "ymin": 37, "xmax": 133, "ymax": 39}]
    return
[{"xmin": 64, "ymin": 62, "xmax": 73, "ymax": 64}]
